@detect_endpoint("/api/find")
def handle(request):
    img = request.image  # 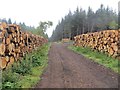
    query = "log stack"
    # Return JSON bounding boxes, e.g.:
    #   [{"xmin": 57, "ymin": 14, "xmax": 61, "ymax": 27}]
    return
[
  {"xmin": 62, "ymin": 38, "xmax": 70, "ymax": 43},
  {"xmin": 0, "ymin": 22, "xmax": 47, "ymax": 69},
  {"xmin": 74, "ymin": 30, "xmax": 120, "ymax": 58}
]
